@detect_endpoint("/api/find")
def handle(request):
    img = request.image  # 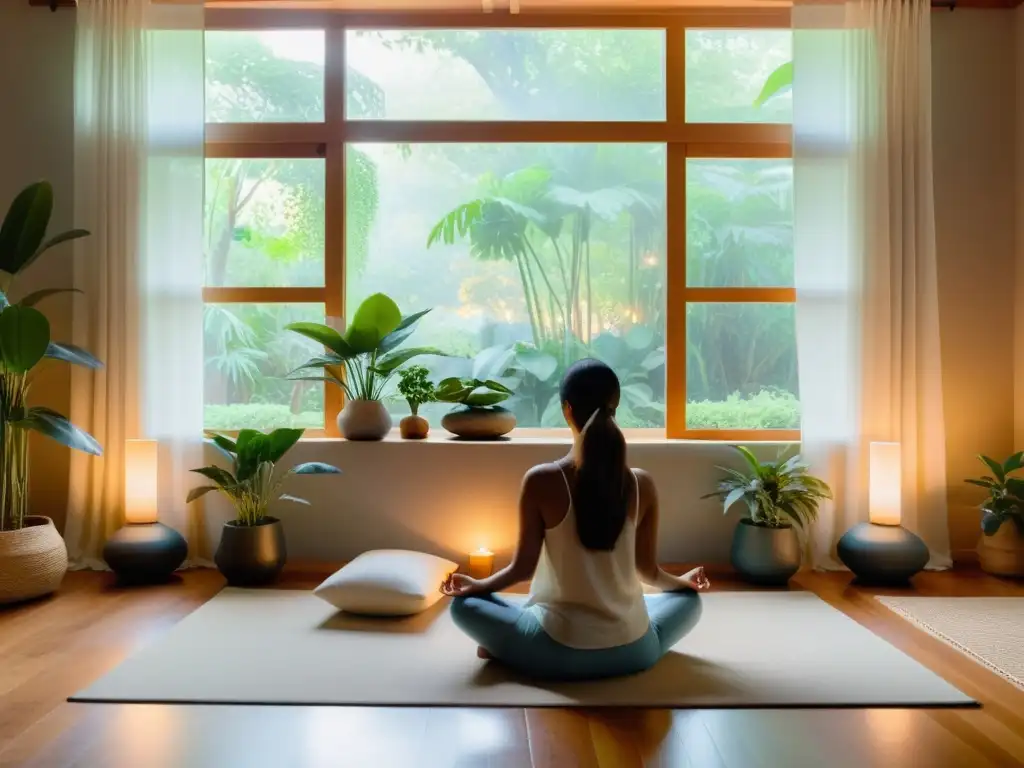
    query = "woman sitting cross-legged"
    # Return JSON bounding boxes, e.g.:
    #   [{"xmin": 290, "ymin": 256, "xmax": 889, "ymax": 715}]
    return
[{"xmin": 442, "ymin": 358, "xmax": 709, "ymax": 682}]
